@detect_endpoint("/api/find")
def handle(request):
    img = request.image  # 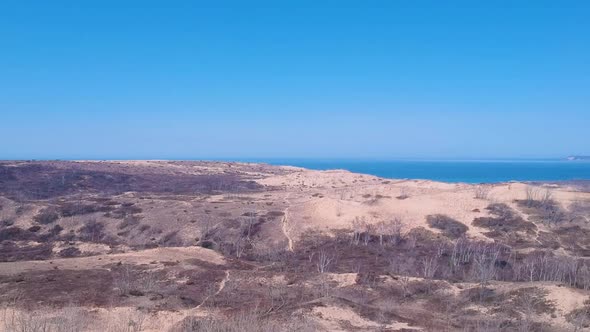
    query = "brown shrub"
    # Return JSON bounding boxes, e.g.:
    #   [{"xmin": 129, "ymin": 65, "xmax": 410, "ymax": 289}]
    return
[
  {"xmin": 59, "ymin": 202, "xmax": 113, "ymax": 217},
  {"xmin": 0, "ymin": 227, "xmax": 36, "ymax": 242},
  {"xmin": 27, "ymin": 225, "xmax": 41, "ymax": 233},
  {"xmin": 34, "ymin": 207, "xmax": 59, "ymax": 224},
  {"xmin": 58, "ymin": 247, "xmax": 81, "ymax": 258},
  {"xmin": 426, "ymin": 214, "xmax": 468, "ymax": 239},
  {"xmin": 473, "ymin": 204, "xmax": 536, "ymax": 238},
  {"xmin": 78, "ymin": 220, "xmax": 106, "ymax": 243}
]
